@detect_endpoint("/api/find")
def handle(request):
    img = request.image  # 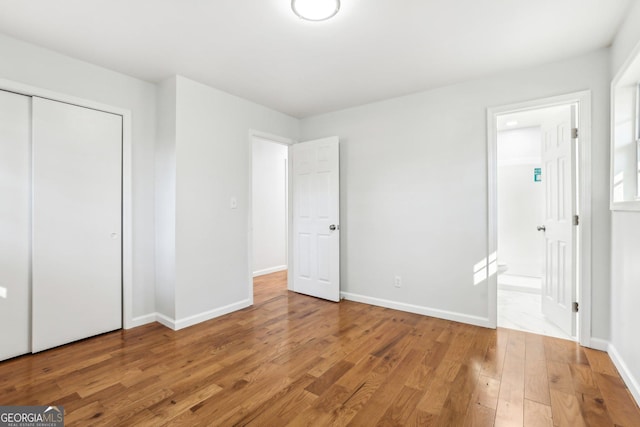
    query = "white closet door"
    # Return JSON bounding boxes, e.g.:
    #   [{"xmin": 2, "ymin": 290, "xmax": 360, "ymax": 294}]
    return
[
  {"xmin": 32, "ymin": 97, "xmax": 122, "ymax": 353},
  {"xmin": 0, "ymin": 90, "xmax": 31, "ymax": 361}
]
